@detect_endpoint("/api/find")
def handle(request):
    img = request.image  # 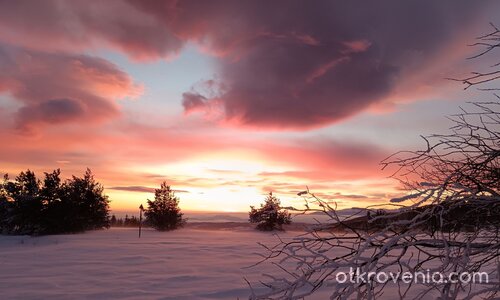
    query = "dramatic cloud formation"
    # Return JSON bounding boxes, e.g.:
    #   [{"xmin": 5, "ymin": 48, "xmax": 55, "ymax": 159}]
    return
[
  {"xmin": 0, "ymin": 44, "xmax": 139, "ymax": 132},
  {"xmin": 134, "ymin": 0, "xmax": 491, "ymax": 128},
  {"xmin": 0, "ymin": 0, "xmax": 494, "ymax": 129}
]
